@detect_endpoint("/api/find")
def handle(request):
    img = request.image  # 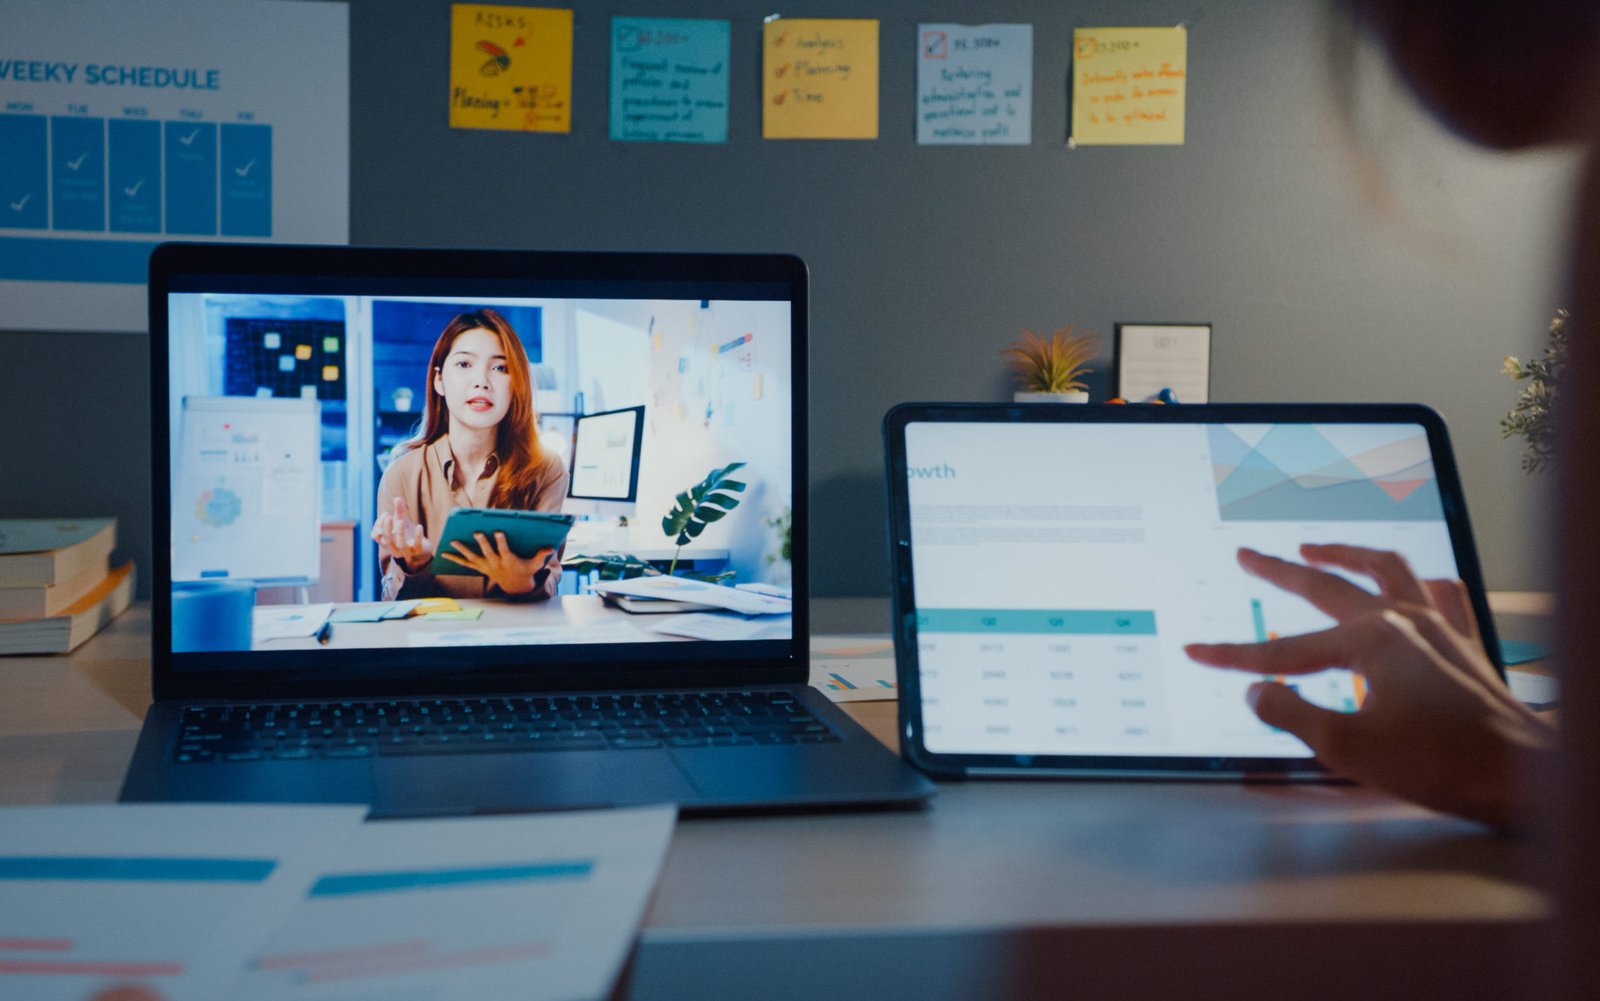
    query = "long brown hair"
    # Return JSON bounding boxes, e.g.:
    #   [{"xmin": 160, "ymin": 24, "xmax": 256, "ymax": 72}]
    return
[{"xmin": 397, "ymin": 307, "xmax": 546, "ymax": 509}]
